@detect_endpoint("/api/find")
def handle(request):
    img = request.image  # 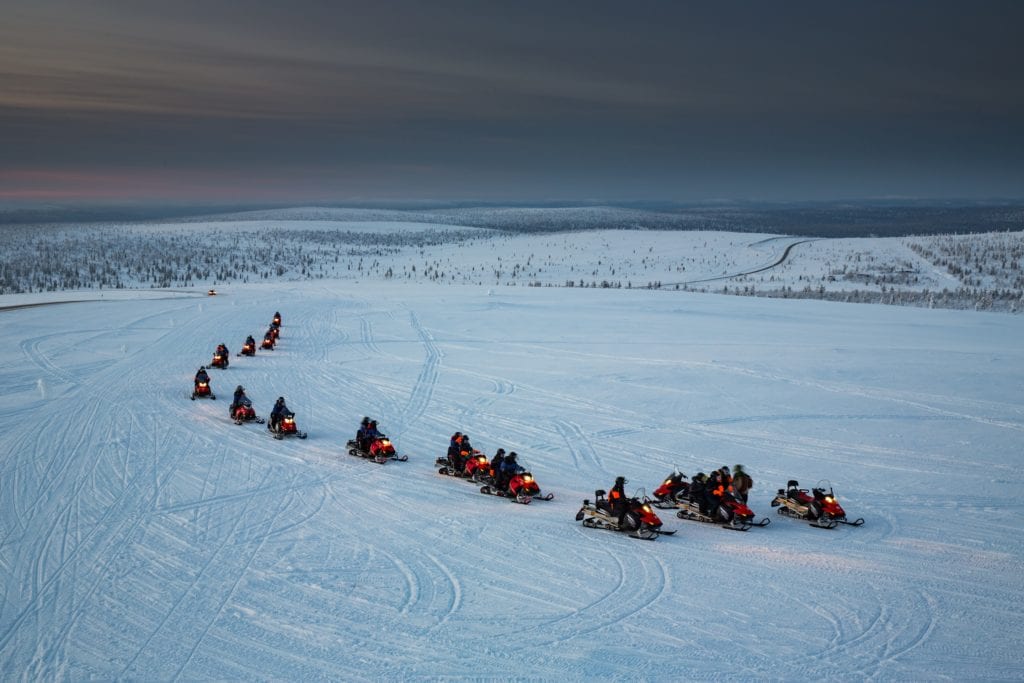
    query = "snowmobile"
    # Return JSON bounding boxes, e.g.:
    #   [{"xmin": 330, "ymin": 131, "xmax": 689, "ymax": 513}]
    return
[
  {"xmin": 191, "ymin": 380, "xmax": 215, "ymax": 400},
  {"xmin": 261, "ymin": 335, "xmax": 275, "ymax": 350},
  {"xmin": 230, "ymin": 399, "xmax": 264, "ymax": 425},
  {"xmin": 269, "ymin": 323, "xmax": 280, "ymax": 341},
  {"xmin": 268, "ymin": 412, "xmax": 307, "ymax": 439},
  {"xmin": 238, "ymin": 340, "xmax": 256, "ymax": 357},
  {"xmin": 675, "ymin": 491, "xmax": 770, "ymax": 531},
  {"xmin": 346, "ymin": 436, "xmax": 408, "ymax": 463},
  {"xmin": 771, "ymin": 480, "xmax": 864, "ymax": 528},
  {"xmin": 480, "ymin": 471, "xmax": 554, "ymax": 504},
  {"xmin": 272, "ymin": 312, "xmax": 282, "ymax": 326},
  {"xmin": 210, "ymin": 350, "xmax": 229, "ymax": 369},
  {"xmin": 462, "ymin": 452, "xmax": 492, "ymax": 480},
  {"xmin": 576, "ymin": 490, "xmax": 674, "ymax": 540},
  {"xmin": 652, "ymin": 470, "xmax": 690, "ymax": 508},
  {"xmin": 435, "ymin": 451, "xmax": 483, "ymax": 478}
]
